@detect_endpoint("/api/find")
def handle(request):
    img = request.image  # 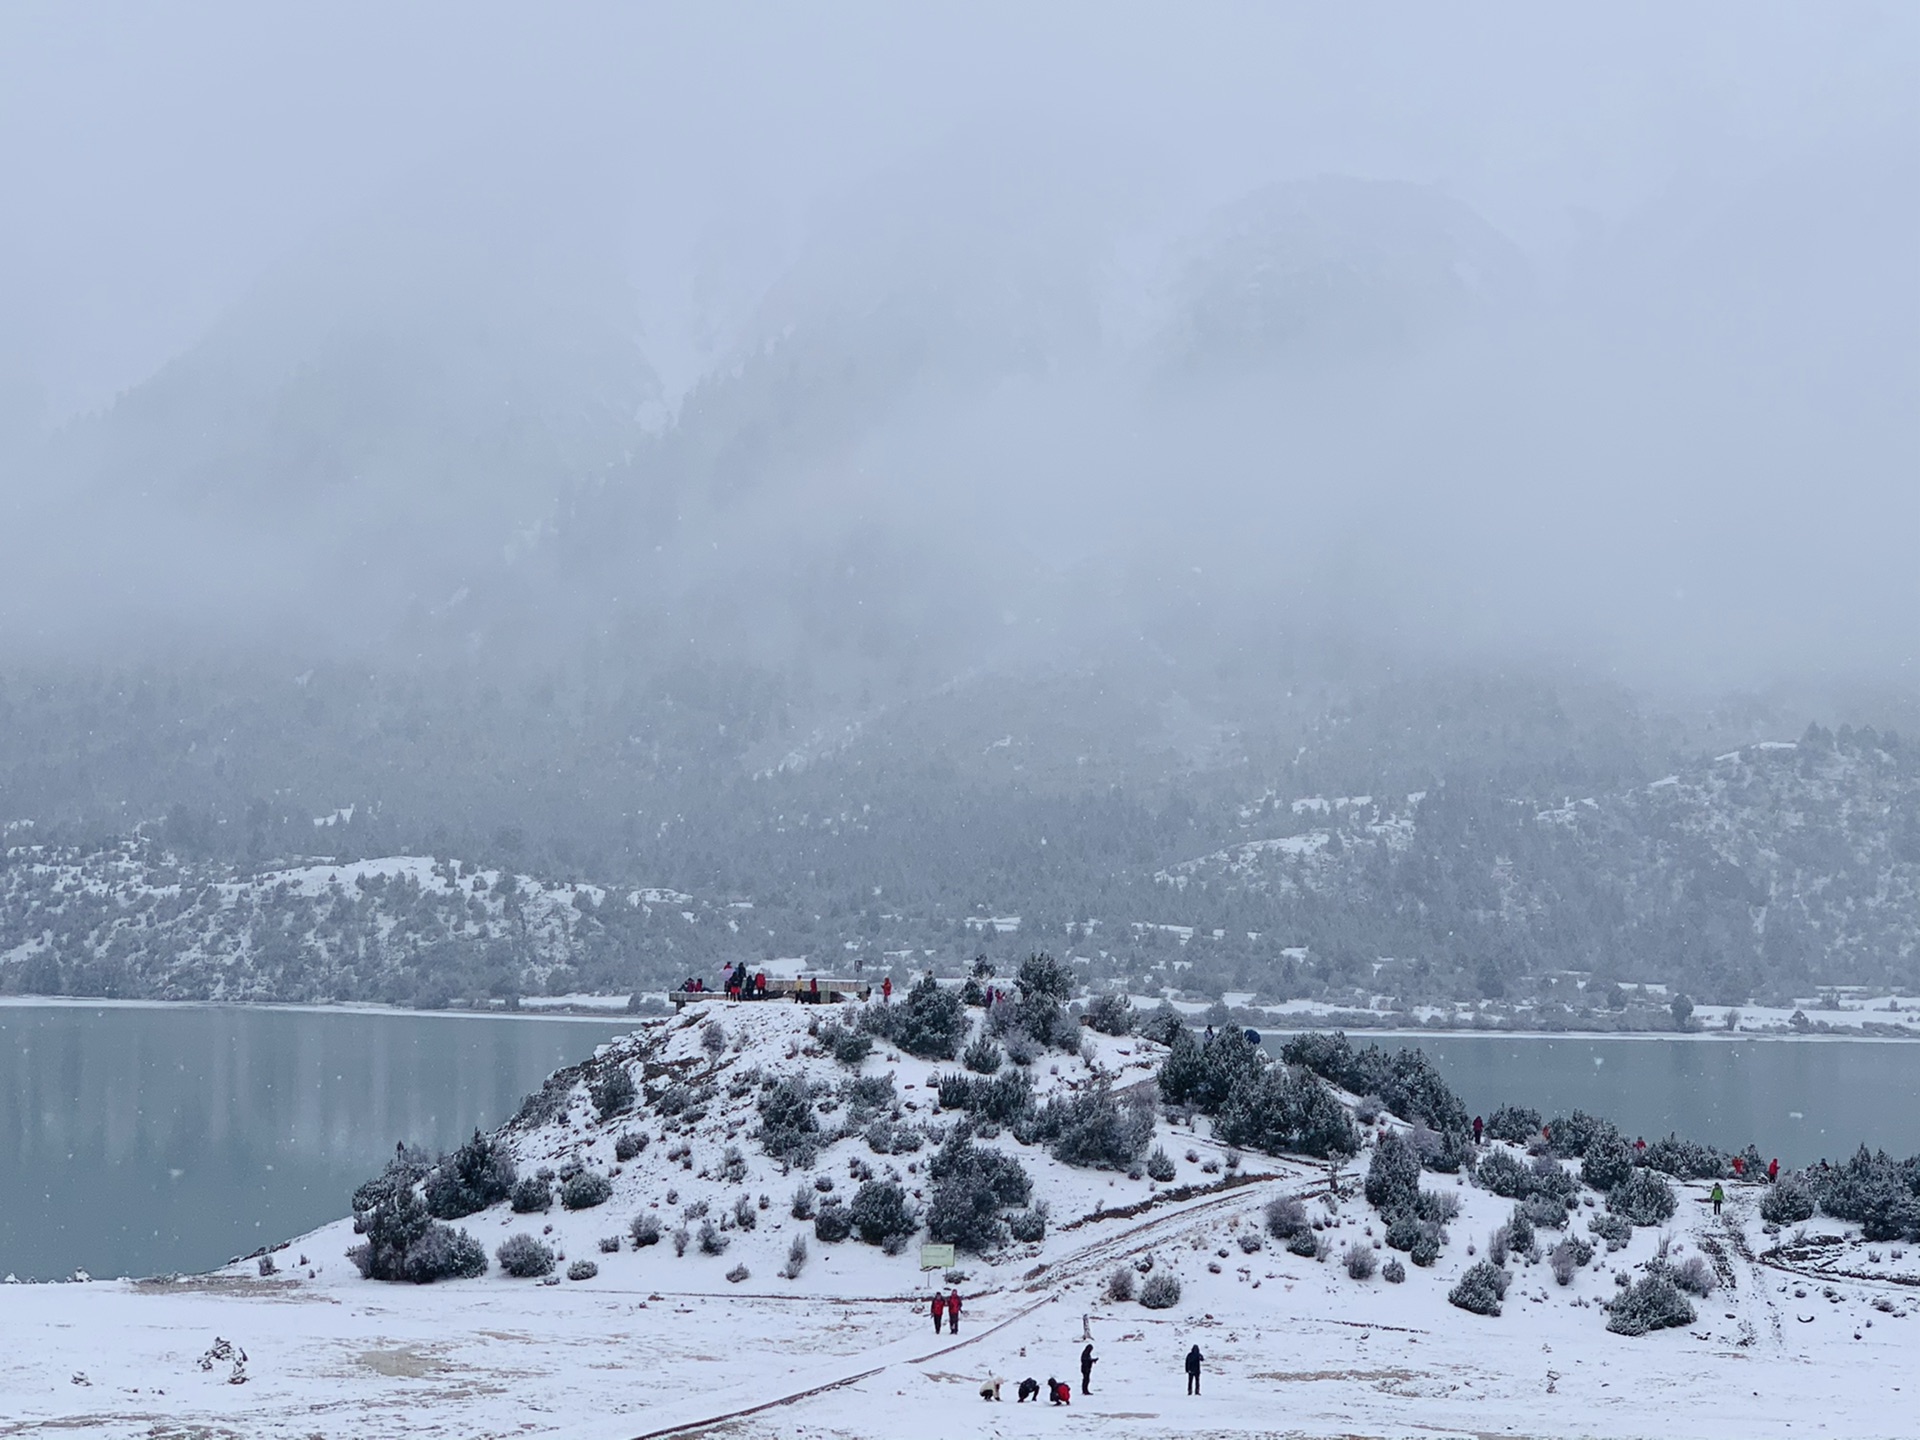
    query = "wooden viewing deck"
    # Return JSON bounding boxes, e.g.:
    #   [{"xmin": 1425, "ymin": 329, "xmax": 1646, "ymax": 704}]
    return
[{"xmin": 668, "ymin": 979, "xmax": 872, "ymax": 1008}]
